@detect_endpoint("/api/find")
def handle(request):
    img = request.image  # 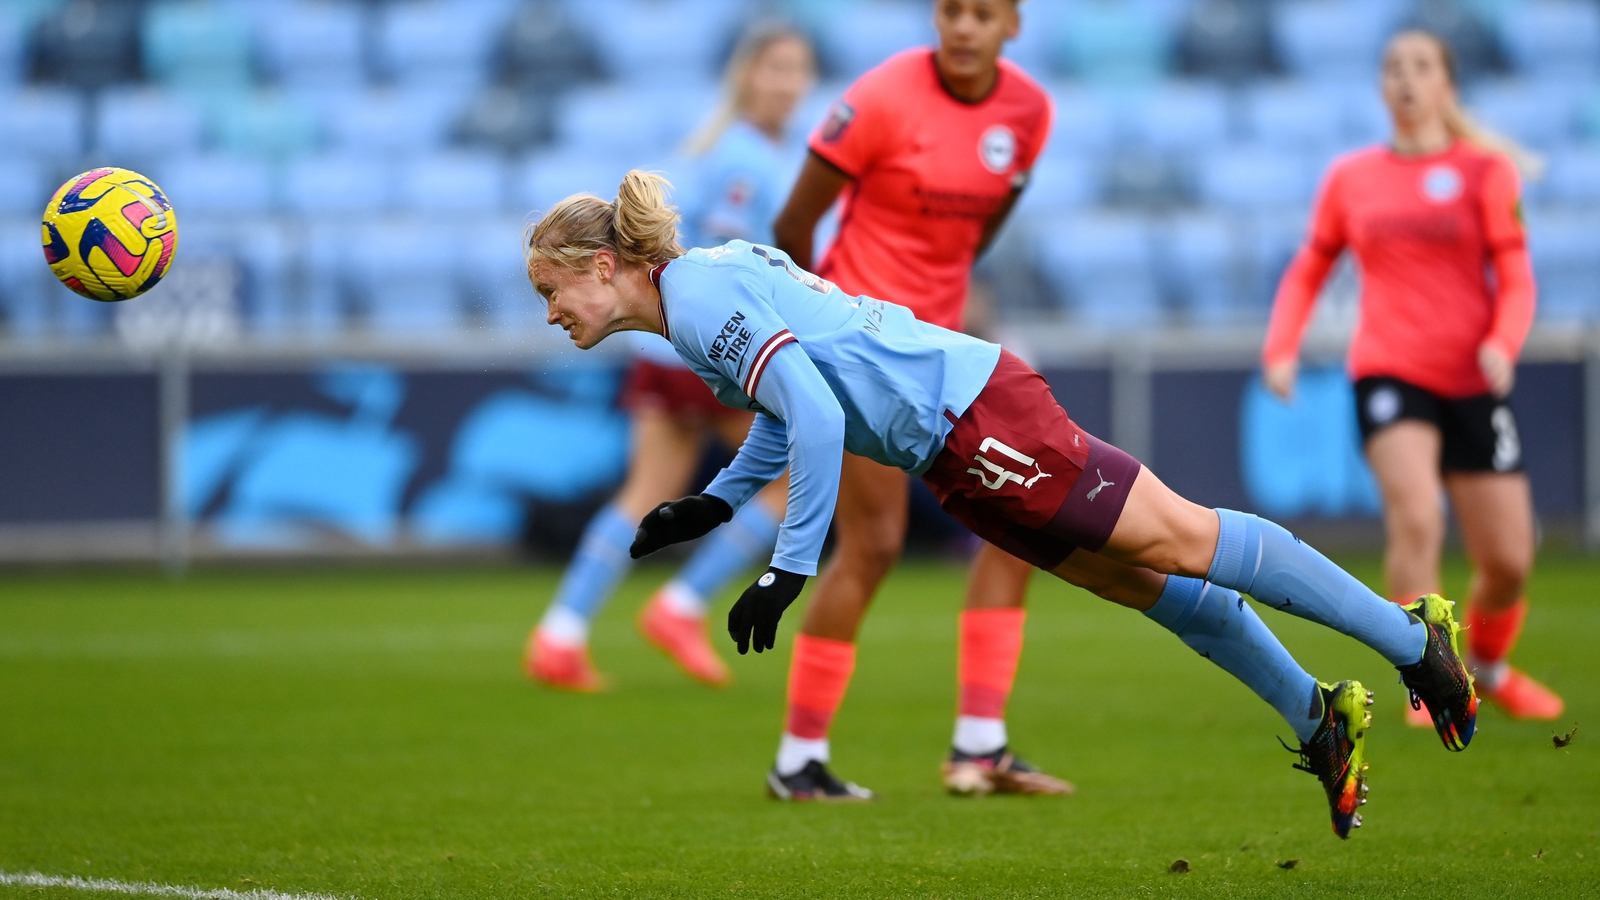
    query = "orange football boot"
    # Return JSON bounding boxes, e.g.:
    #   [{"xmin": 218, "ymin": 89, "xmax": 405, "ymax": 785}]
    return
[
  {"xmin": 524, "ymin": 629, "xmax": 605, "ymax": 692},
  {"xmin": 1481, "ymin": 668, "xmax": 1564, "ymax": 720},
  {"xmin": 638, "ymin": 593, "xmax": 731, "ymax": 687}
]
